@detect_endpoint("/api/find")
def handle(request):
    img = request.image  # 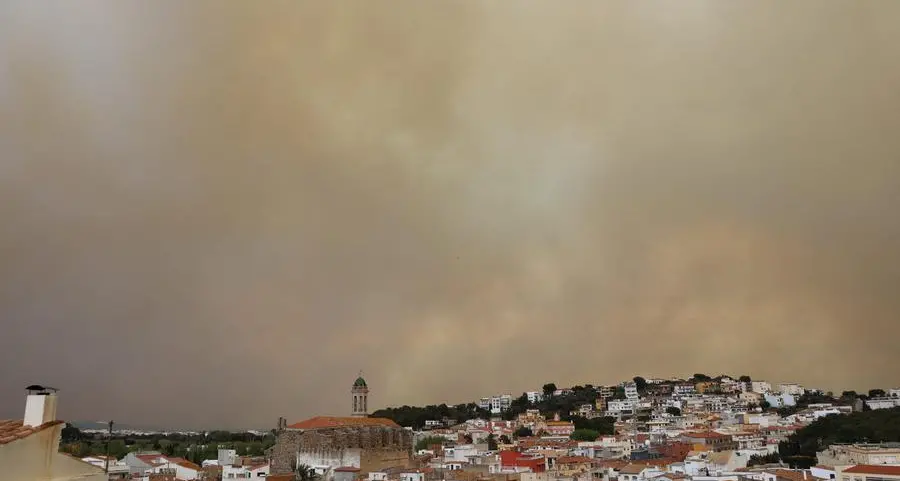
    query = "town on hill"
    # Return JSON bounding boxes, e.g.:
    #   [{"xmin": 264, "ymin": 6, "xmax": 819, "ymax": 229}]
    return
[{"xmin": 5, "ymin": 375, "xmax": 900, "ymax": 481}]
